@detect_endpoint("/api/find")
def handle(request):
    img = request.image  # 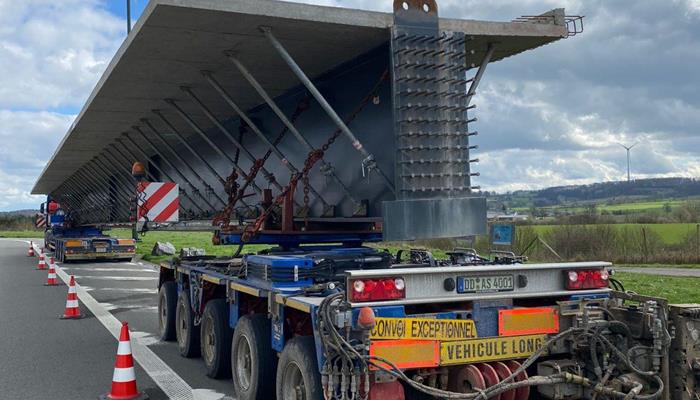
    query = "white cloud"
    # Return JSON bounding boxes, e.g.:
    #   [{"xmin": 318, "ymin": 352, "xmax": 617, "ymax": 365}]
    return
[
  {"xmin": 0, "ymin": 110, "xmax": 74, "ymax": 210},
  {"xmin": 0, "ymin": 0, "xmax": 123, "ymax": 211},
  {"xmin": 0, "ymin": 0, "xmax": 123, "ymax": 110}
]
